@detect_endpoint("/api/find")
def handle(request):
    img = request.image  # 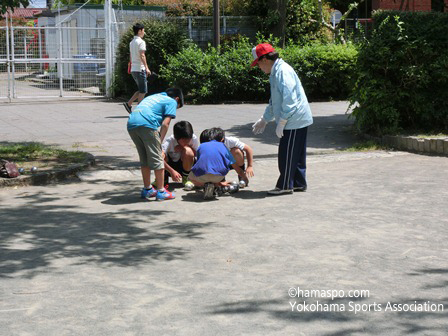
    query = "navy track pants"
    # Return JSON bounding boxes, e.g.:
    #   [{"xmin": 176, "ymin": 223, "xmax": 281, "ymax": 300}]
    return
[{"xmin": 276, "ymin": 127, "xmax": 308, "ymax": 190}]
